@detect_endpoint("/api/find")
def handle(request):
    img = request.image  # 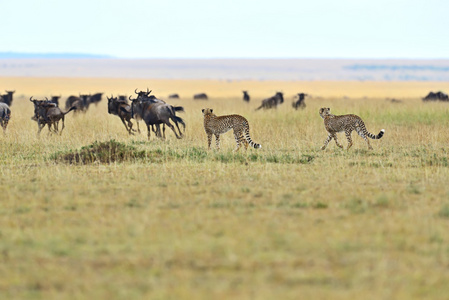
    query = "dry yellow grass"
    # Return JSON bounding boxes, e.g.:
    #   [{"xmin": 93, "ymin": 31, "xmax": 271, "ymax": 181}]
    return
[{"xmin": 1, "ymin": 77, "xmax": 449, "ymax": 299}]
